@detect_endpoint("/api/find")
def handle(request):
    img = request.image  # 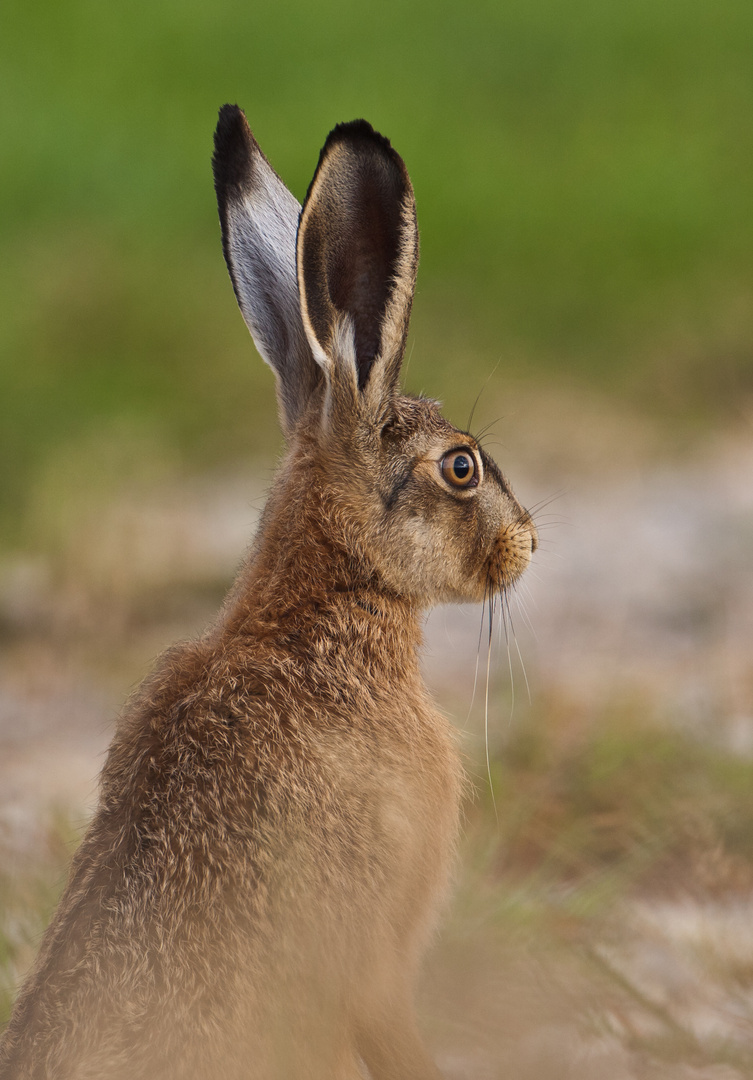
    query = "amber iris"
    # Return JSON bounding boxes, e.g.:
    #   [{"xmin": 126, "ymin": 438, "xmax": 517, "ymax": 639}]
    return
[{"xmin": 440, "ymin": 448, "xmax": 477, "ymax": 488}]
